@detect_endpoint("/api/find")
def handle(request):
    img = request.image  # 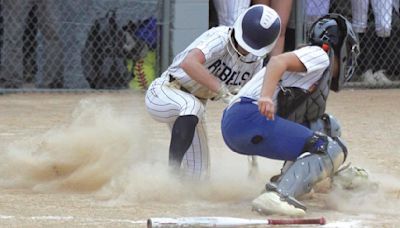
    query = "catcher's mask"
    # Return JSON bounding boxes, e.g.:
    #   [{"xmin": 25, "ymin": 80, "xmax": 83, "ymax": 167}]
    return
[{"xmin": 308, "ymin": 13, "xmax": 360, "ymax": 92}]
